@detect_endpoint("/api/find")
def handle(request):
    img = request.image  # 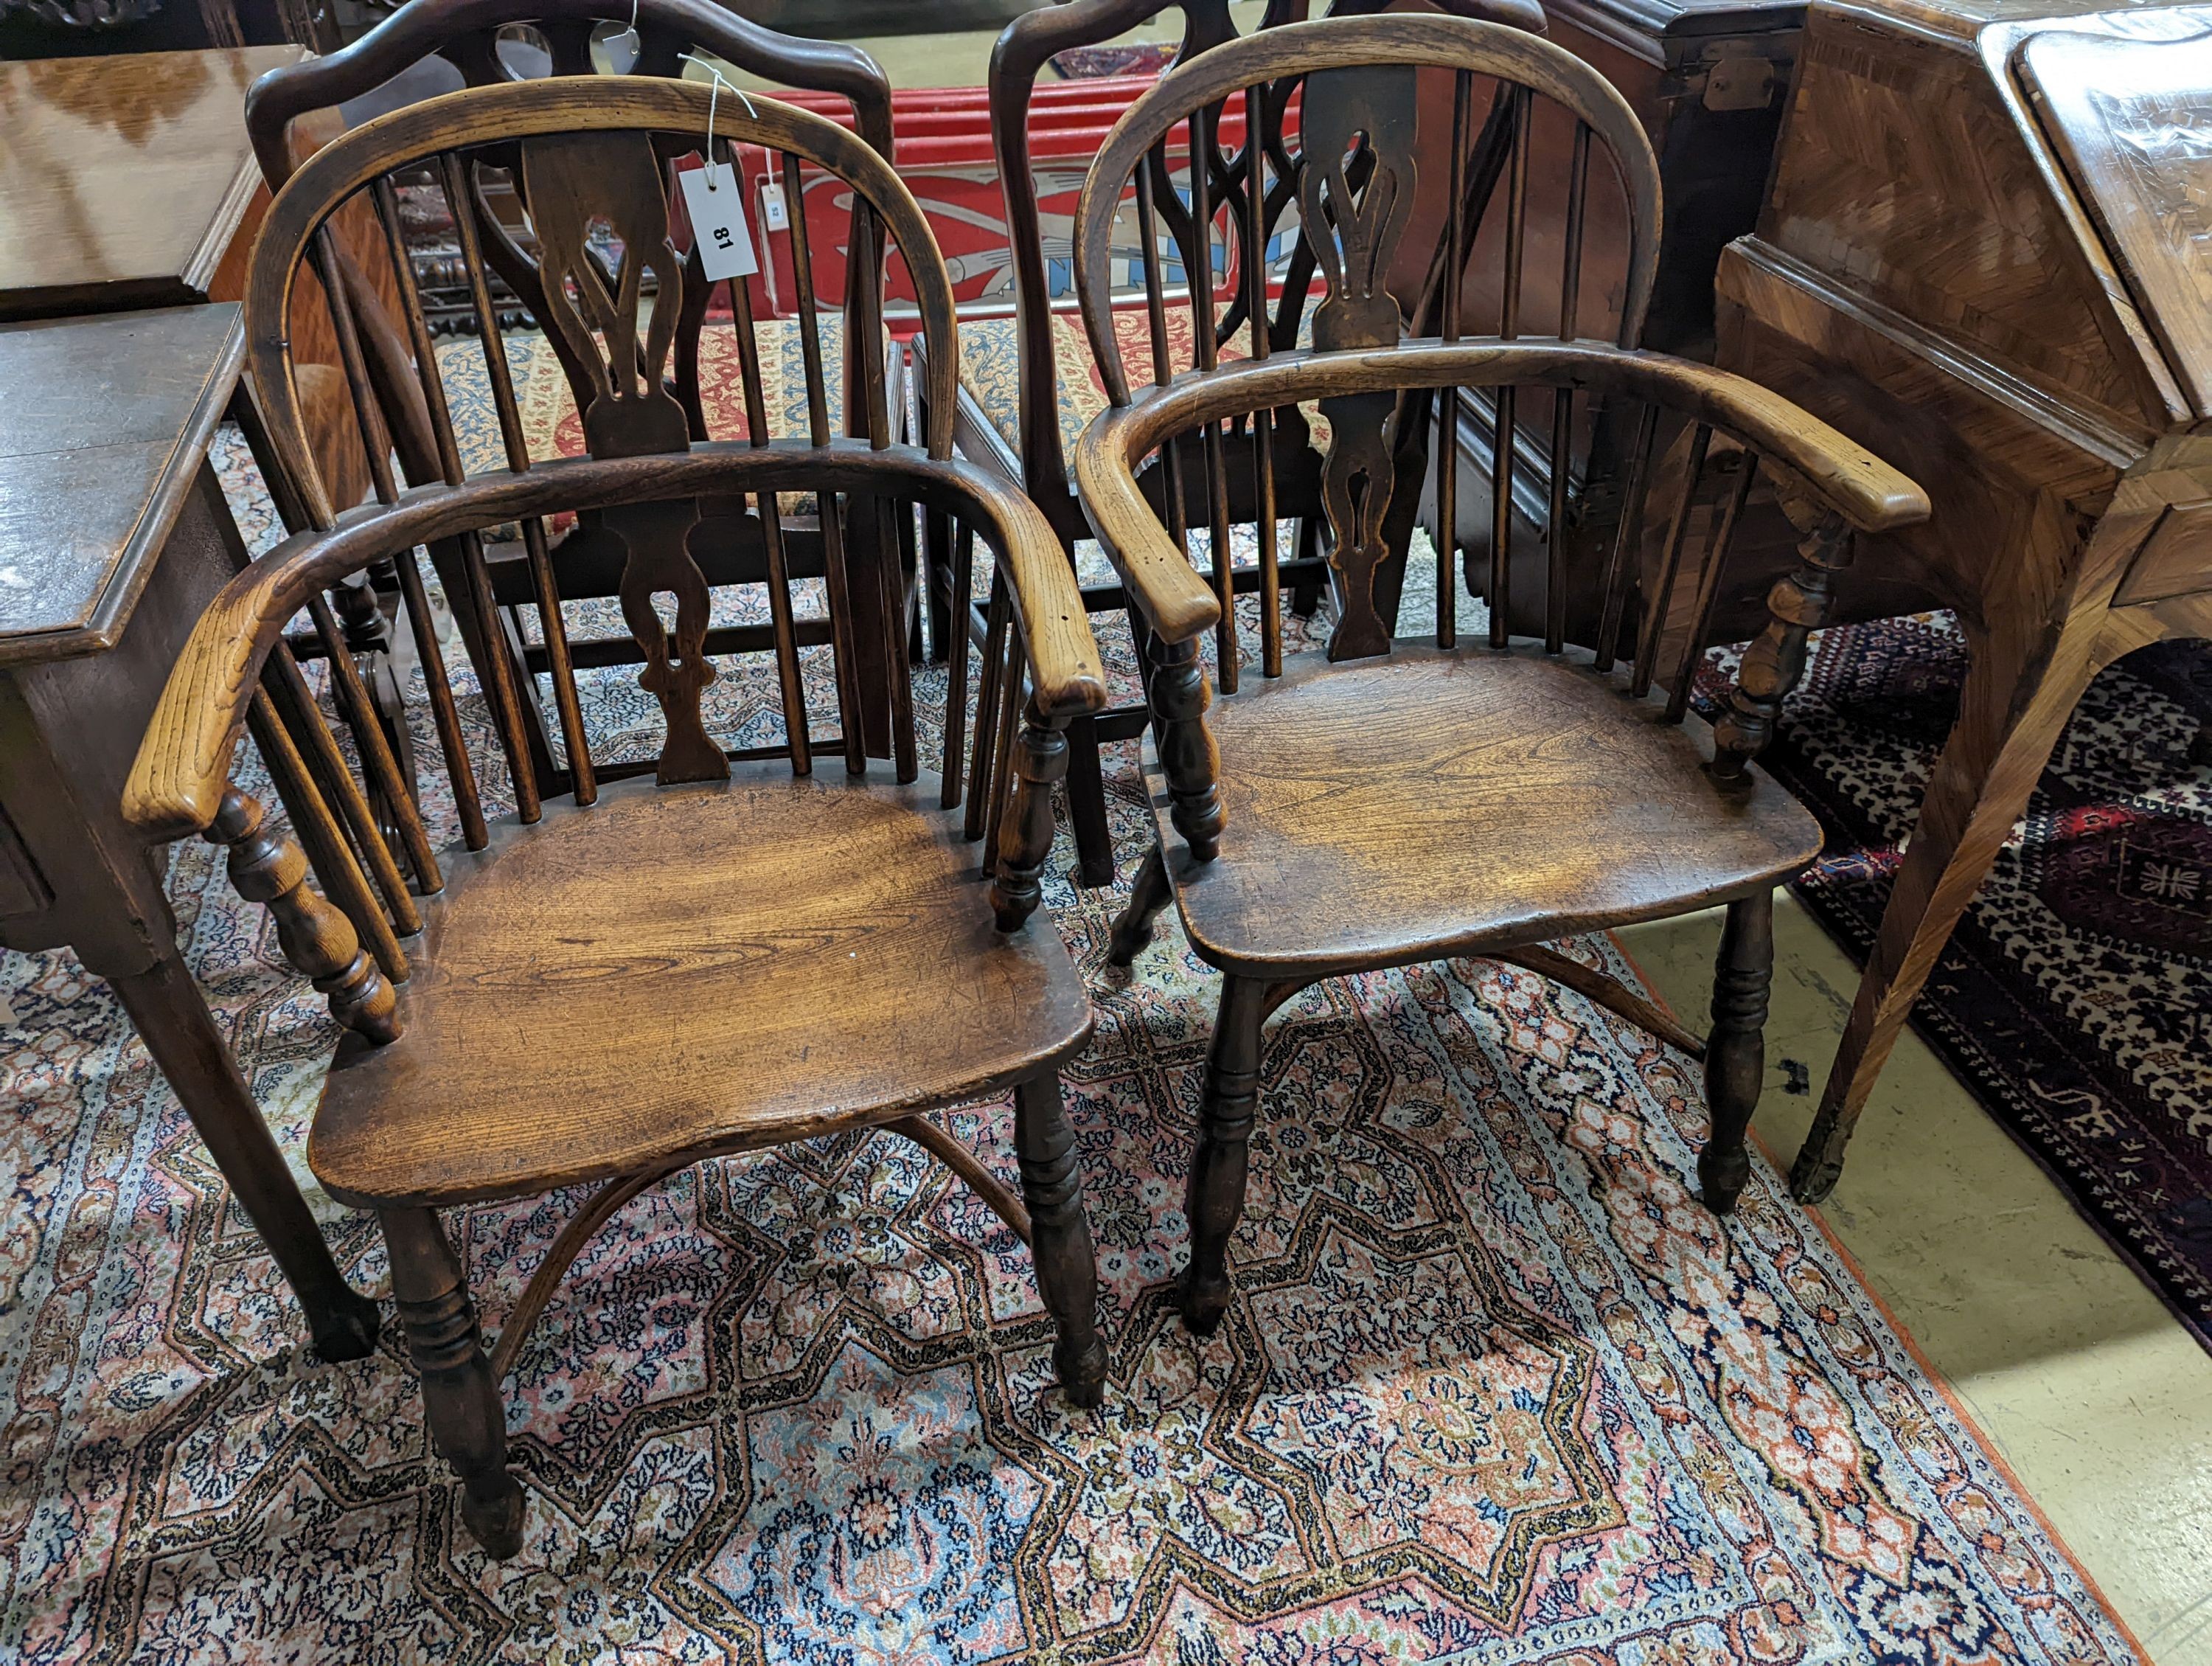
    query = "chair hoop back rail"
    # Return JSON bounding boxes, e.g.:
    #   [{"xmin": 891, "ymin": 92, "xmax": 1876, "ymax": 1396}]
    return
[
  {"xmin": 936, "ymin": 0, "xmax": 1546, "ymax": 892},
  {"xmin": 243, "ymin": 0, "xmax": 915, "ymax": 796},
  {"xmin": 1064, "ymin": 15, "xmax": 1930, "ymax": 1339},
  {"xmin": 122, "ymin": 76, "xmax": 1109, "ymax": 1559}
]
